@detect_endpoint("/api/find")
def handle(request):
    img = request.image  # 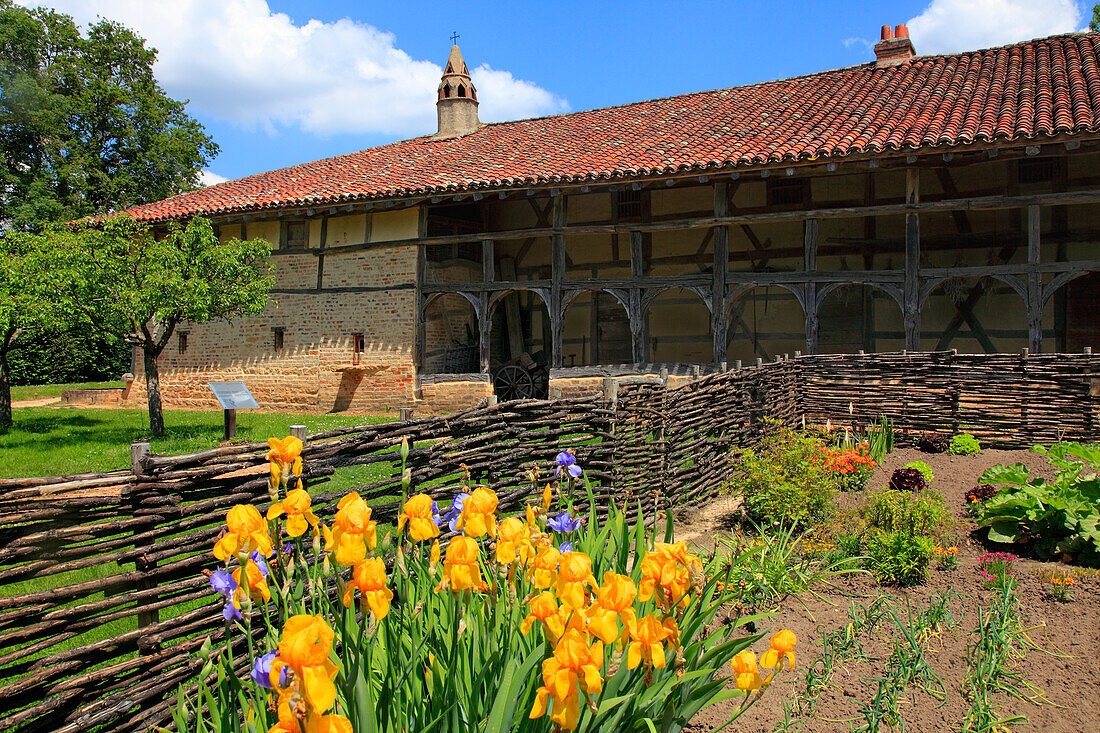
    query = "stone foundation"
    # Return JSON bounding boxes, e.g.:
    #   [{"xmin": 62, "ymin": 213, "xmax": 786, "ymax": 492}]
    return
[{"xmin": 417, "ymin": 375, "xmax": 494, "ymax": 414}]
